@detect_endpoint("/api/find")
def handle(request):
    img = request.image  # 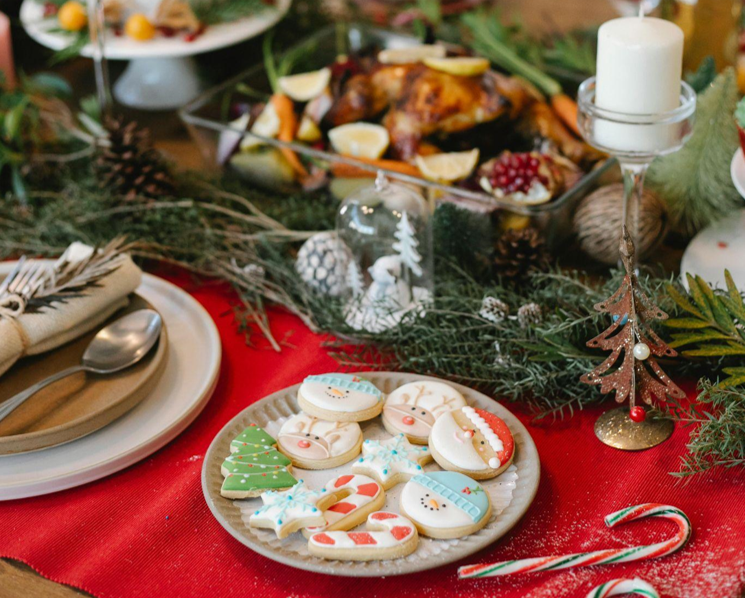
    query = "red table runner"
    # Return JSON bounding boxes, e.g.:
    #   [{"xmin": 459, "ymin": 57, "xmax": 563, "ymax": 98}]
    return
[{"xmin": 1, "ymin": 275, "xmax": 744, "ymax": 598}]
